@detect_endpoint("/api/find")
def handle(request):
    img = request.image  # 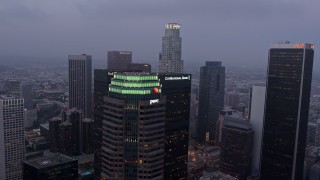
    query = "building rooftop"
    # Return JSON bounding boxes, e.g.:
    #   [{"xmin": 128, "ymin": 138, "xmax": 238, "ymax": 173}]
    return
[
  {"xmin": 223, "ymin": 117, "xmax": 252, "ymax": 130},
  {"xmin": 270, "ymin": 42, "xmax": 314, "ymax": 49},
  {"xmin": 205, "ymin": 61, "xmax": 222, "ymax": 67},
  {"xmin": 60, "ymin": 121, "xmax": 72, "ymax": 126},
  {"xmin": 40, "ymin": 123, "xmax": 49, "ymax": 130},
  {"xmin": 82, "ymin": 118, "xmax": 93, "ymax": 123},
  {"xmin": 0, "ymin": 94, "xmax": 19, "ymax": 100},
  {"xmin": 24, "ymin": 154, "xmax": 77, "ymax": 169},
  {"xmin": 165, "ymin": 23, "xmax": 180, "ymax": 30},
  {"xmin": 50, "ymin": 116, "xmax": 62, "ymax": 122}
]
